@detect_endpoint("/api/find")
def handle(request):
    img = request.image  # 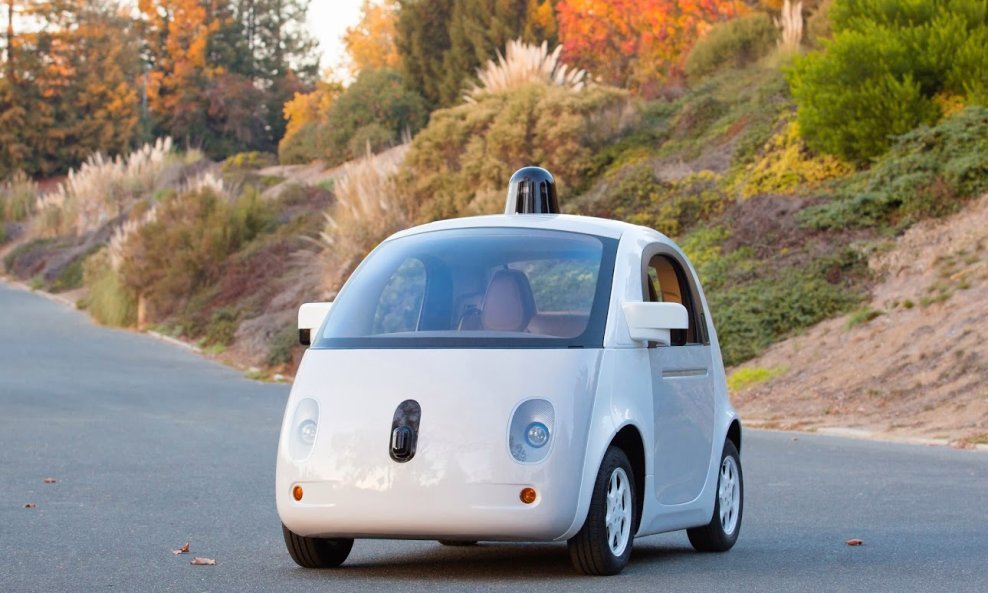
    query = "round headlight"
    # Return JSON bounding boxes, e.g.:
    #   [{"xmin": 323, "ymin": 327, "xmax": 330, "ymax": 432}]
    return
[
  {"xmin": 298, "ymin": 419, "xmax": 317, "ymax": 445},
  {"xmin": 525, "ymin": 422, "xmax": 549, "ymax": 448}
]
